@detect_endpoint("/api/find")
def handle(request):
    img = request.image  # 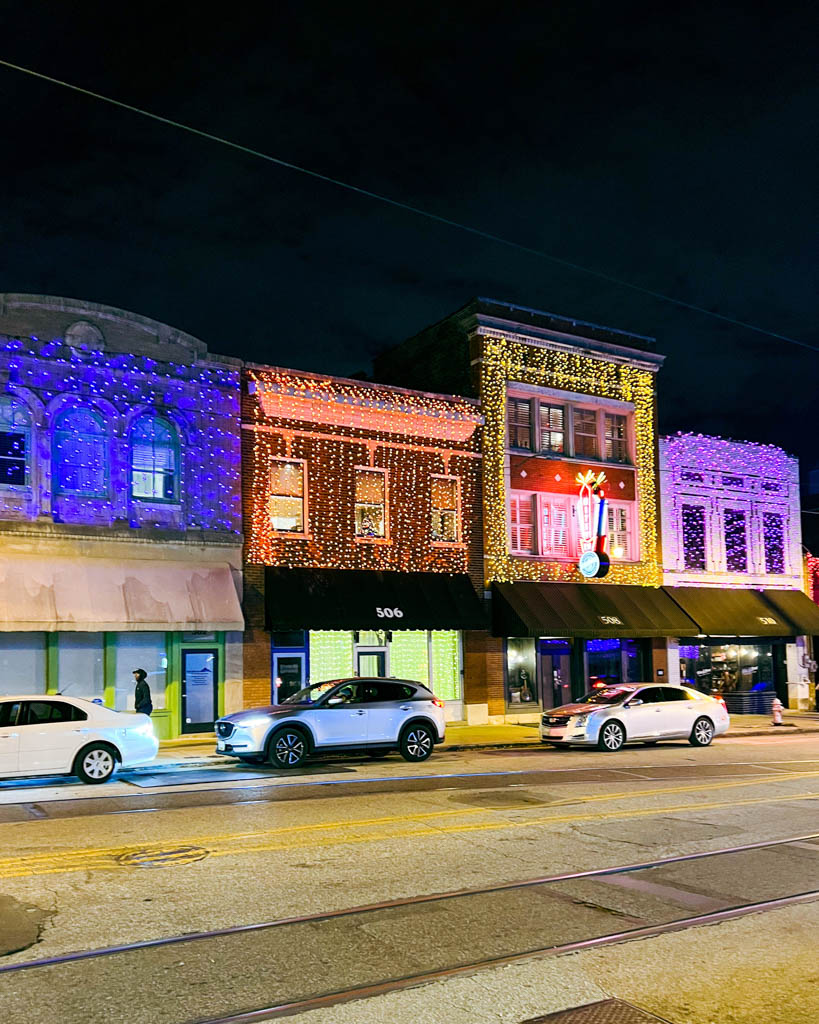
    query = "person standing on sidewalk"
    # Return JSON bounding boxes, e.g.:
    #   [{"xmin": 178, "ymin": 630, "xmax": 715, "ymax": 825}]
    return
[{"xmin": 133, "ymin": 668, "xmax": 153, "ymax": 716}]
